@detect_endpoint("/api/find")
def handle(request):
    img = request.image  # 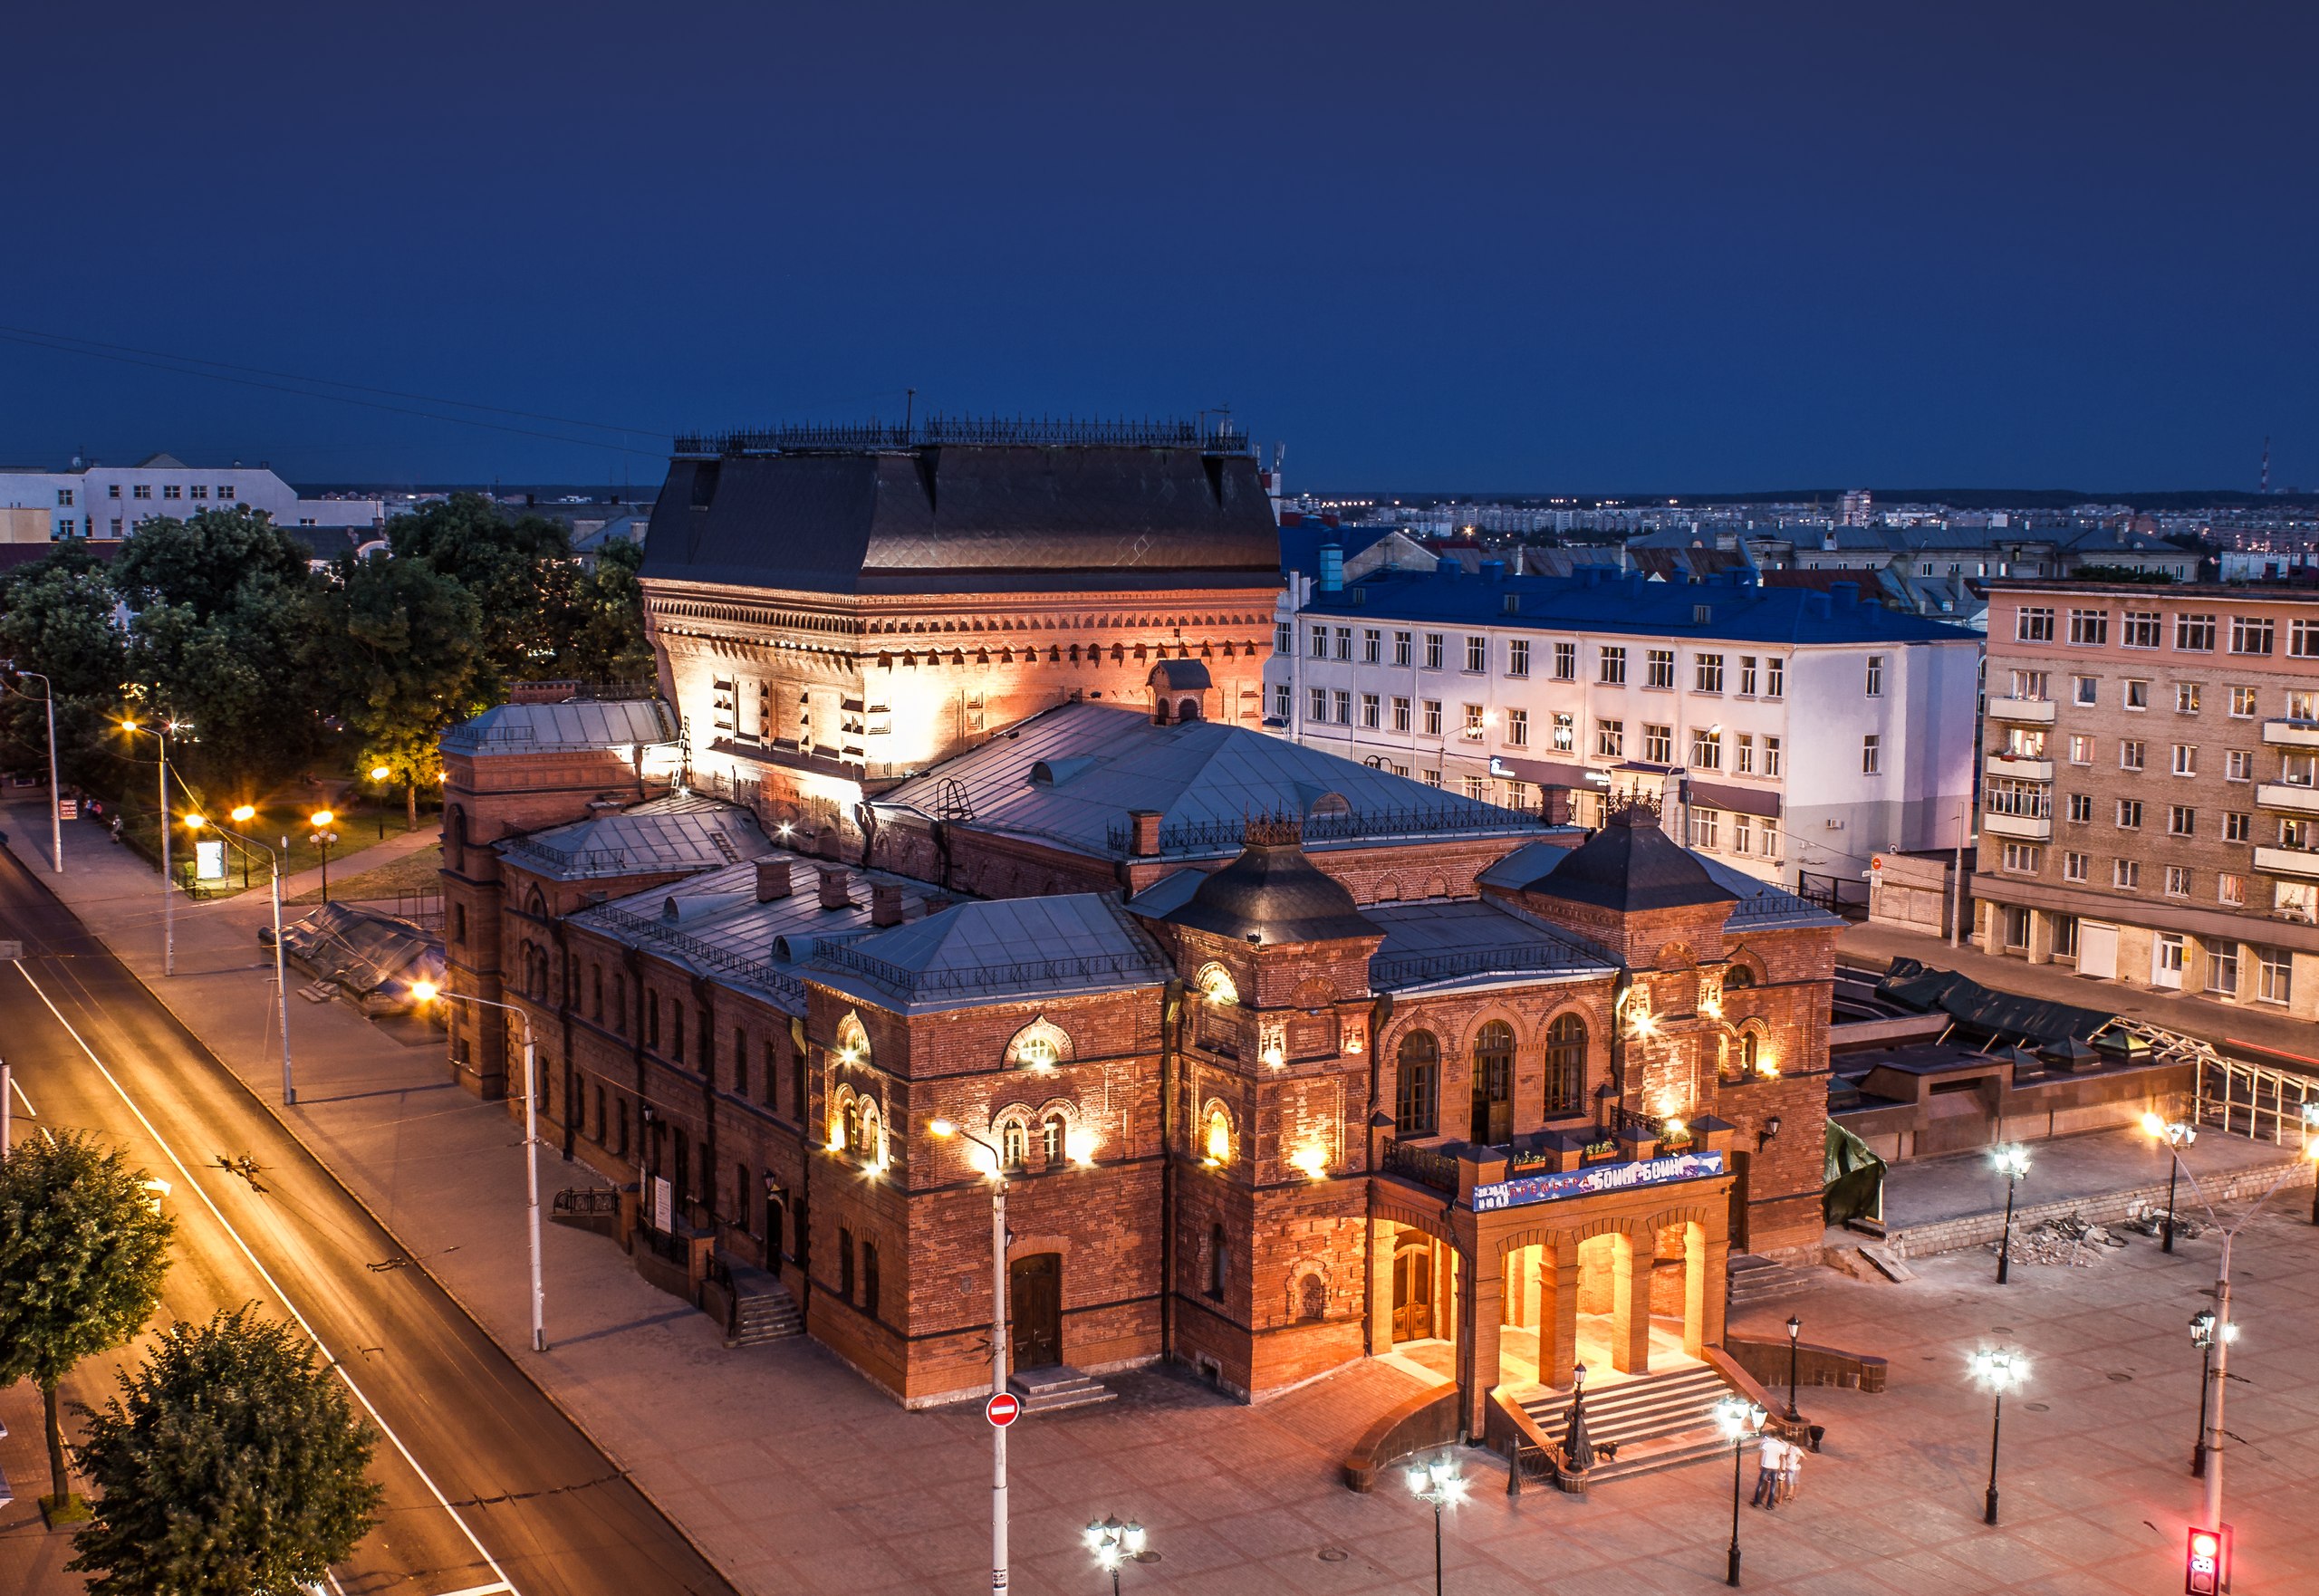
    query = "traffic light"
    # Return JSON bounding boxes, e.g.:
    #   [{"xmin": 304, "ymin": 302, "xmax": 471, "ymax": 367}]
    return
[{"xmin": 2184, "ymin": 1524, "xmax": 2231, "ymax": 1595}]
